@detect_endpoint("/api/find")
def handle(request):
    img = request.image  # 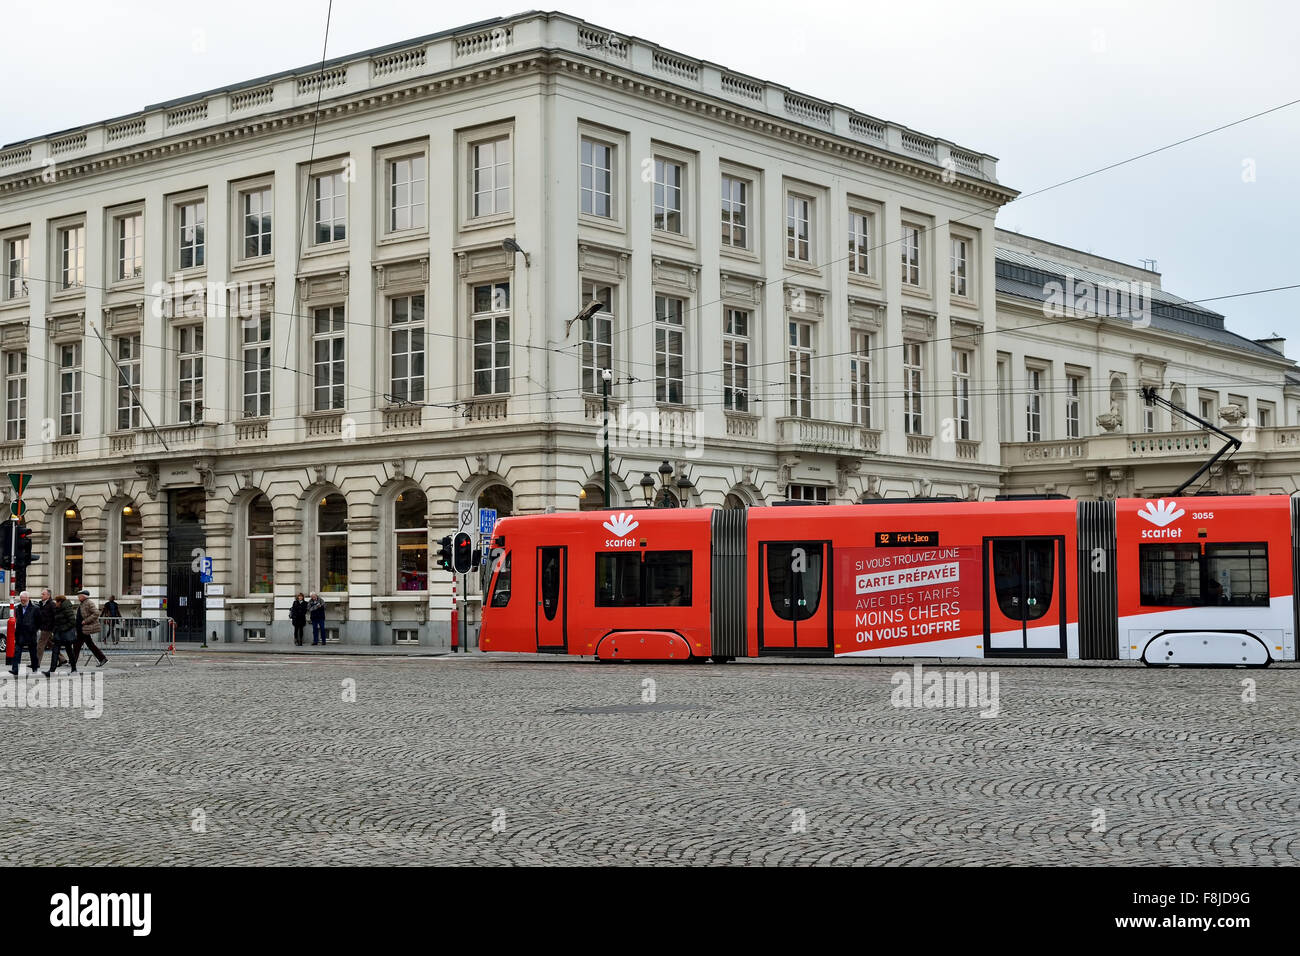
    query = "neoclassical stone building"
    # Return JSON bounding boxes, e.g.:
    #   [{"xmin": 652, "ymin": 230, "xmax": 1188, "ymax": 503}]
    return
[{"xmin": 0, "ymin": 11, "xmax": 1295, "ymax": 645}]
